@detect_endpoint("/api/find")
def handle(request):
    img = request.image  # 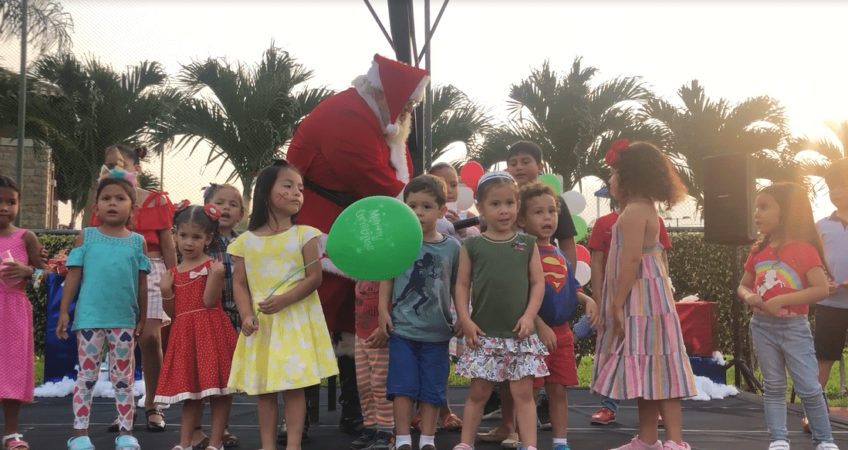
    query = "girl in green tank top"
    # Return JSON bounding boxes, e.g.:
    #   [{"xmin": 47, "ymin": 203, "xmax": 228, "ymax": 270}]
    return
[{"xmin": 451, "ymin": 172, "xmax": 548, "ymax": 450}]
